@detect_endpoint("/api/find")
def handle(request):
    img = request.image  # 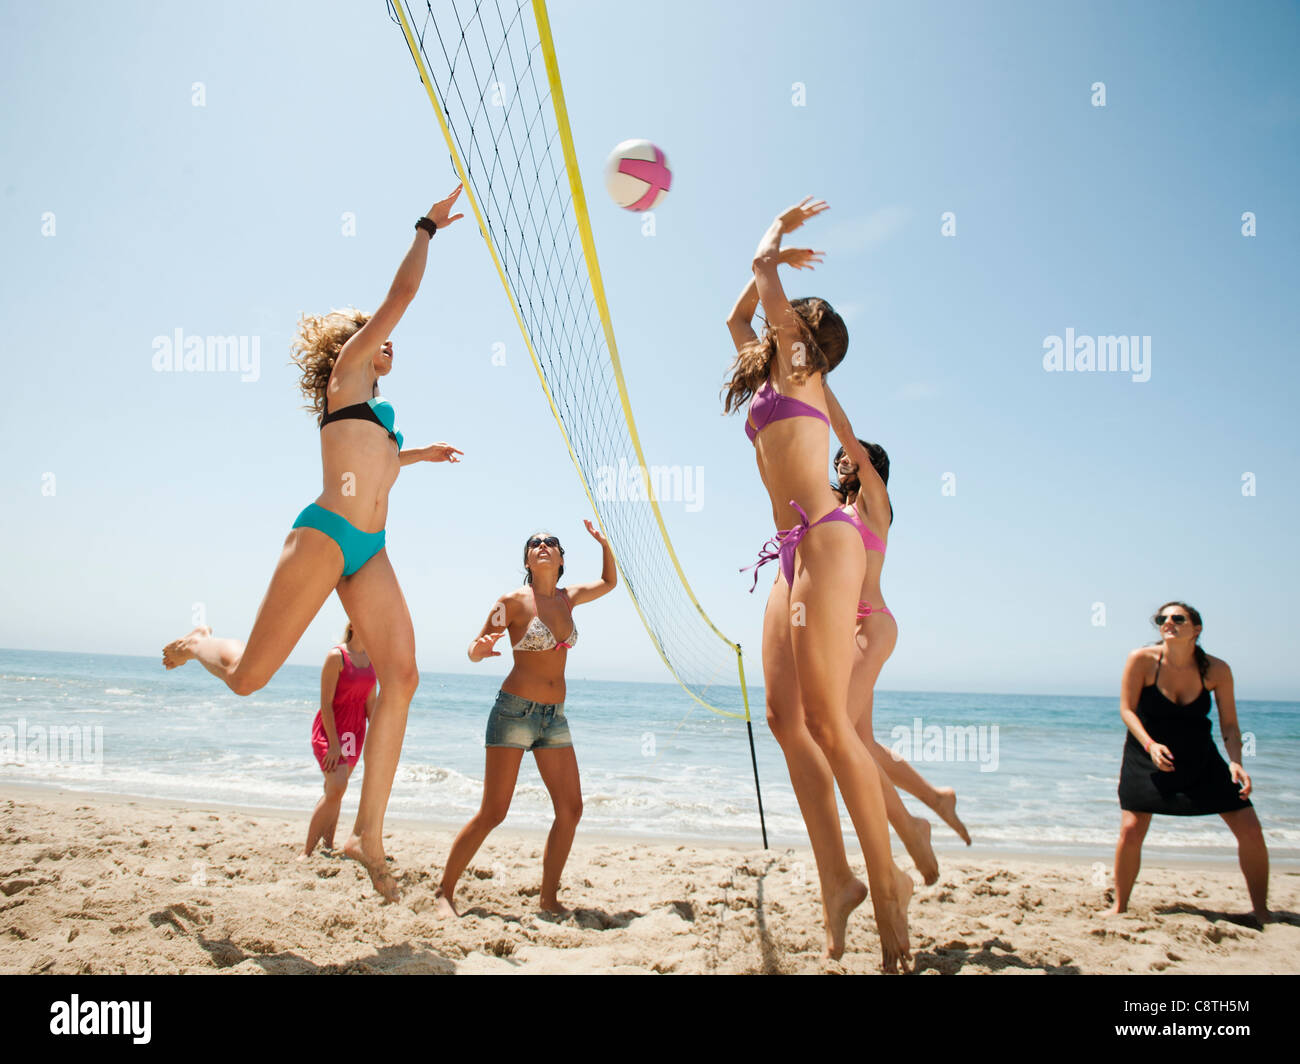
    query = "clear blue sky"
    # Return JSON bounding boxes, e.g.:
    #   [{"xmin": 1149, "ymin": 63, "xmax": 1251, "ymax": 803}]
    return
[{"xmin": 2, "ymin": 1, "xmax": 1297, "ymax": 698}]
